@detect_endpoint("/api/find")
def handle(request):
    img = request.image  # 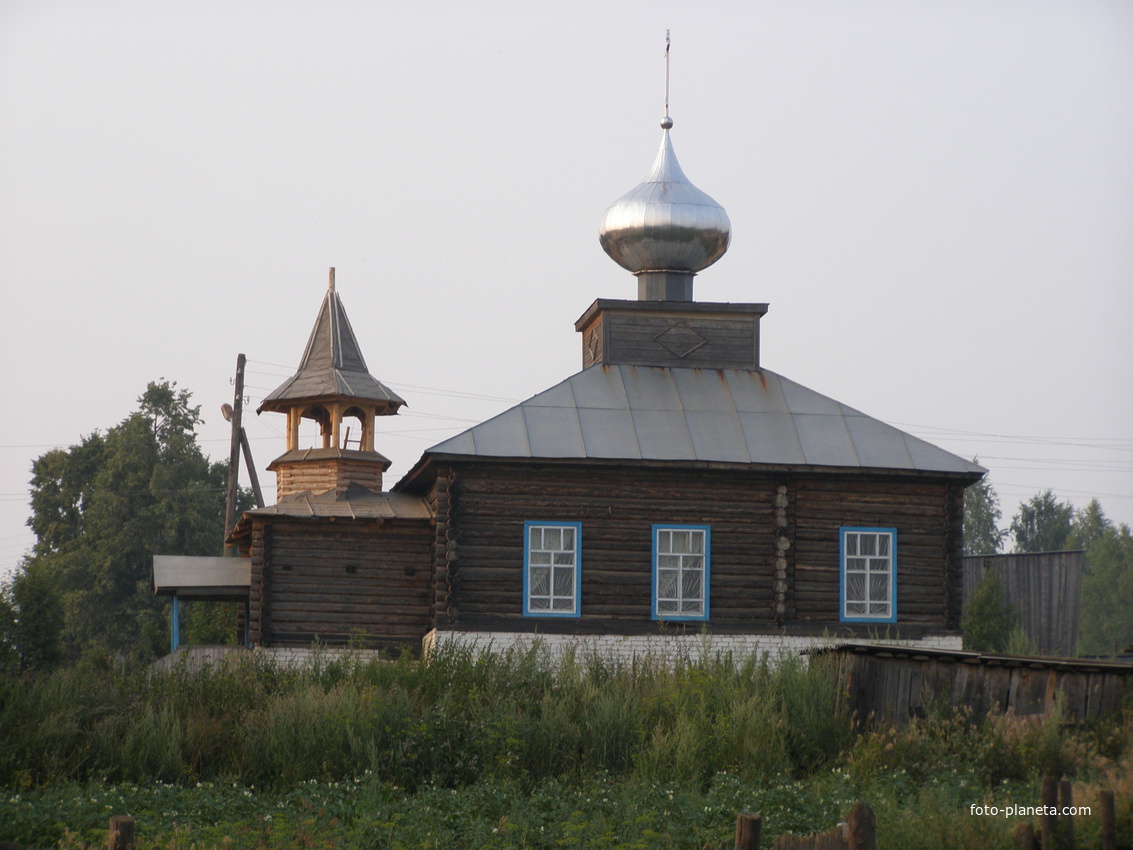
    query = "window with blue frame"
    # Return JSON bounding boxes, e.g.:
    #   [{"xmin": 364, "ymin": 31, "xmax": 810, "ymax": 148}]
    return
[
  {"xmin": 840, "ymin": 527, "xmax": 897, "ymax": 623},
  {"xmin": 523, "ymin": 522, "xmax": 581, "ymax": 617},
  {"xmin": 652, "ymin": 524, "xmax": 710, "ymax": 621}
]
